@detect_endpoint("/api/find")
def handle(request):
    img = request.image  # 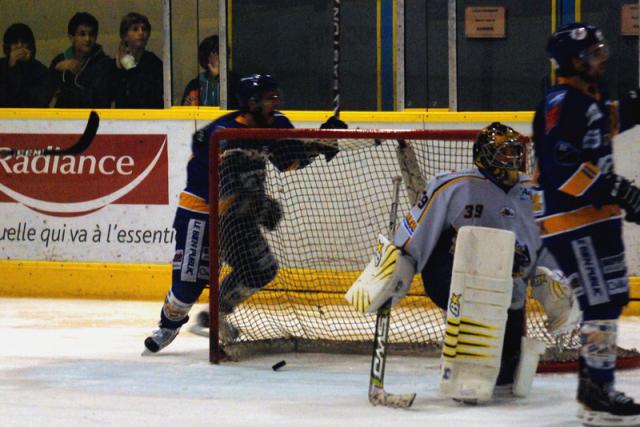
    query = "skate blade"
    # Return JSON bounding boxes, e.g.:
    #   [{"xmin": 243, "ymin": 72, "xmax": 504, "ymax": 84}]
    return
[
  {"xmin": 141, "ymin": 348, "xmax": 156, "ymax": 356},
  {"xmin": 578, "ymin": 405, "xmax": 640, "ymax": 426}
]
